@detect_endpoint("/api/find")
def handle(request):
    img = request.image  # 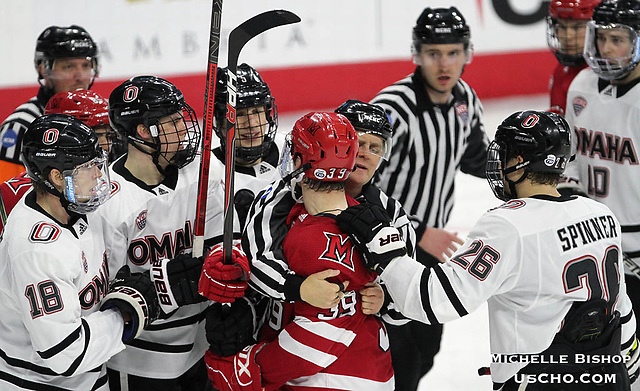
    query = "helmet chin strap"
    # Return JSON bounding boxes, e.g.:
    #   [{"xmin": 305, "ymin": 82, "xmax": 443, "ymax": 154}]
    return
[{"xmin": 502, "ymin": 163, "xmax": 529, "ymax": 200}]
